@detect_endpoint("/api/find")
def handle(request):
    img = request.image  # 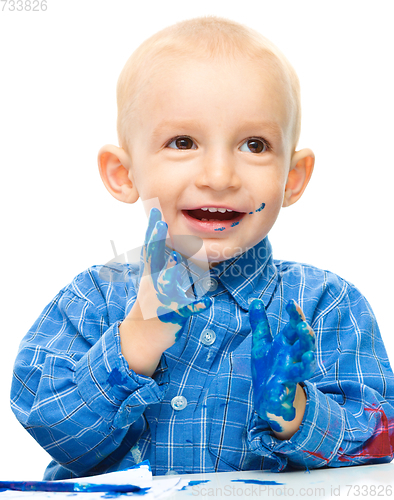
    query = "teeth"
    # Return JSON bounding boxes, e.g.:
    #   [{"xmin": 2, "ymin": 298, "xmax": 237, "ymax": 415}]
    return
[{"xmin": 201, "ymin": 207, "xmax": 233, "ymax": 212}]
